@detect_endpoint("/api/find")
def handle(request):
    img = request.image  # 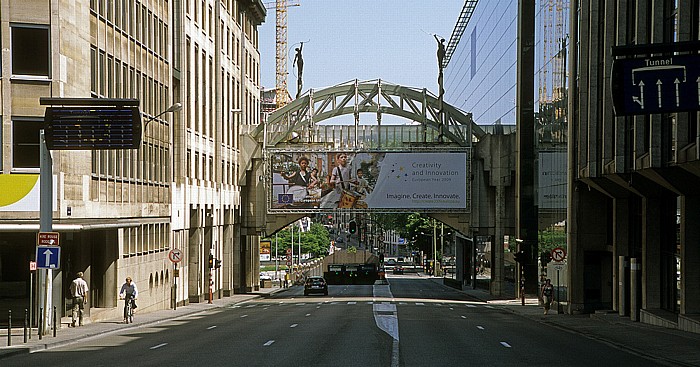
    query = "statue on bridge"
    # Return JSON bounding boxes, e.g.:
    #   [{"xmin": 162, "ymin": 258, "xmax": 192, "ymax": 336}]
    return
[
  {"xmin": 434, "ymin": 35, "xmax": 446, "ymax": 98},
  {"xmin": 293, "ymin": 42, "xmax": 304, "ymax": 99}
]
